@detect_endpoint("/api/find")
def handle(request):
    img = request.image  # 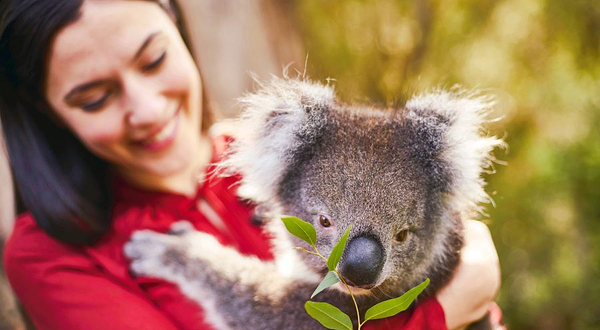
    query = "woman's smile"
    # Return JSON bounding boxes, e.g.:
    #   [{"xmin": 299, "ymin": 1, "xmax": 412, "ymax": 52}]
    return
[{"xmin": 131, "ymin": 104, "xmax": 182, "ymax": 152}]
